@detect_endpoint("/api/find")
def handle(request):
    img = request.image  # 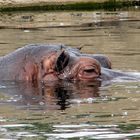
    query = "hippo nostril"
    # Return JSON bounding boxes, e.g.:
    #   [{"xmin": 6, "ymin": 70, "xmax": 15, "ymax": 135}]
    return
[
  {"xmin": 84, "ymin": 69, "xmax": 95, "ymax": 73},
  {"xmin": 78, "ymin": 66, "xmax": 99, "ymax": 81}
]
